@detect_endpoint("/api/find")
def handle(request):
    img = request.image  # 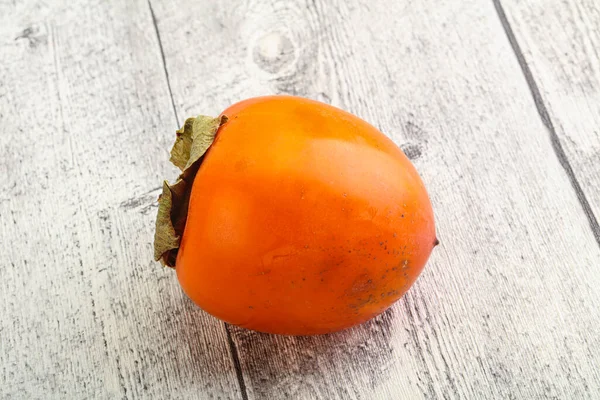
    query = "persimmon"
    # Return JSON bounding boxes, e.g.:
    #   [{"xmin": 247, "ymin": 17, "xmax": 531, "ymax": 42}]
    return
[{"xmin": 154, "ymin": 95, "xmax": 437, "ymax": 335}]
